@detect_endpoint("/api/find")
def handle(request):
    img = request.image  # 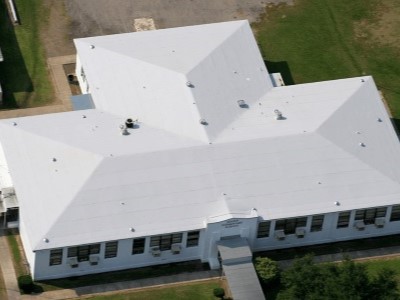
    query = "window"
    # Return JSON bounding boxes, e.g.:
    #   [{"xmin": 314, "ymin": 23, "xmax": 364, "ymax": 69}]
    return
[
  {"xmin": 186, "ymin": 231, "xmax": 200, "ymax": 247},
  {"xmin": 132, "ymin": 238, "xmax": 146, "ymax": 254},
  {"xmin": 67, "ymin": 244, "xmax": 100, "ymax": 262},
  {"xmin": 49, "ymin": 249, "xmax": 63, "ymax": 266},
  {"xmin": 105, "ymin": 241, "xmax": 118, "ymax": 258},
  {"xmin": 355, "ymin": 207, "xmax": 387, "ymax": 225},
  {"xmin": 311, "ymin": 215, "xmax": 324, "ymax": 232},
  {"xmin": 337, "ymin": 211, "xmax": 351, "ymax": 228},
  {"xmin": 275, "ymin": 217, "xmax": 307, "ymax": 235},
  {"xmin": 257, "ymin": 221, "xmax": 271, "ymax": 238},
  {"xmin": 390, "ymin": 205, "xmax": 400, "ymax": 222},
  {"xmin": 150, "ymin": 233, "xmax": 183, "ymax": 251}
]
